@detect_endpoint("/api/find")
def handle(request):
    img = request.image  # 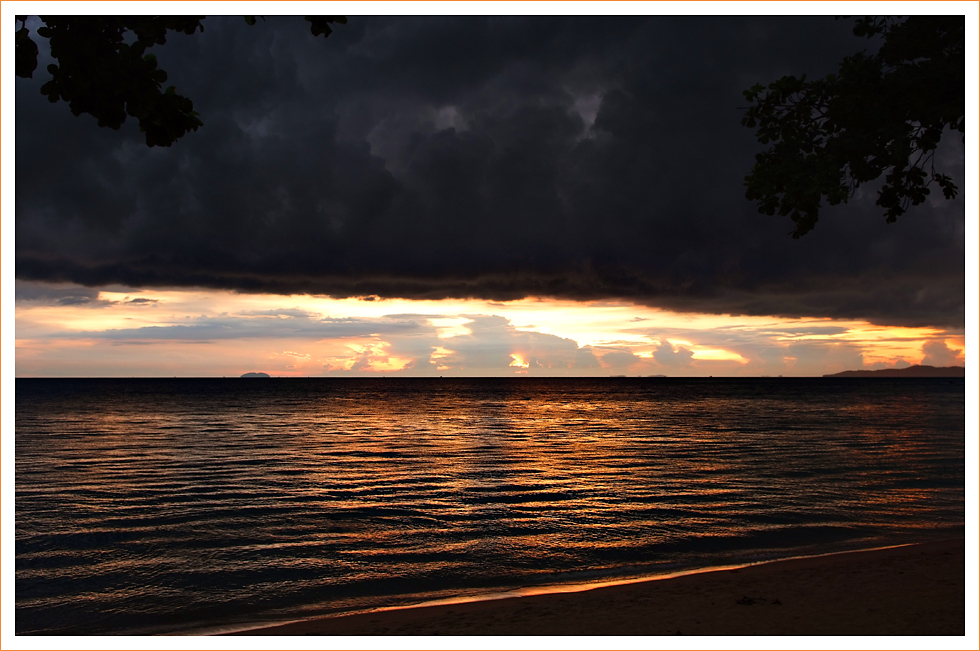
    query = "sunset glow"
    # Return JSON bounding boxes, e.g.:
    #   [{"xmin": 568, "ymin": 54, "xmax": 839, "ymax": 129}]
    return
[{"xmin": 14, "ymin": 284, "xmax": 964, "ymax": 378}]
